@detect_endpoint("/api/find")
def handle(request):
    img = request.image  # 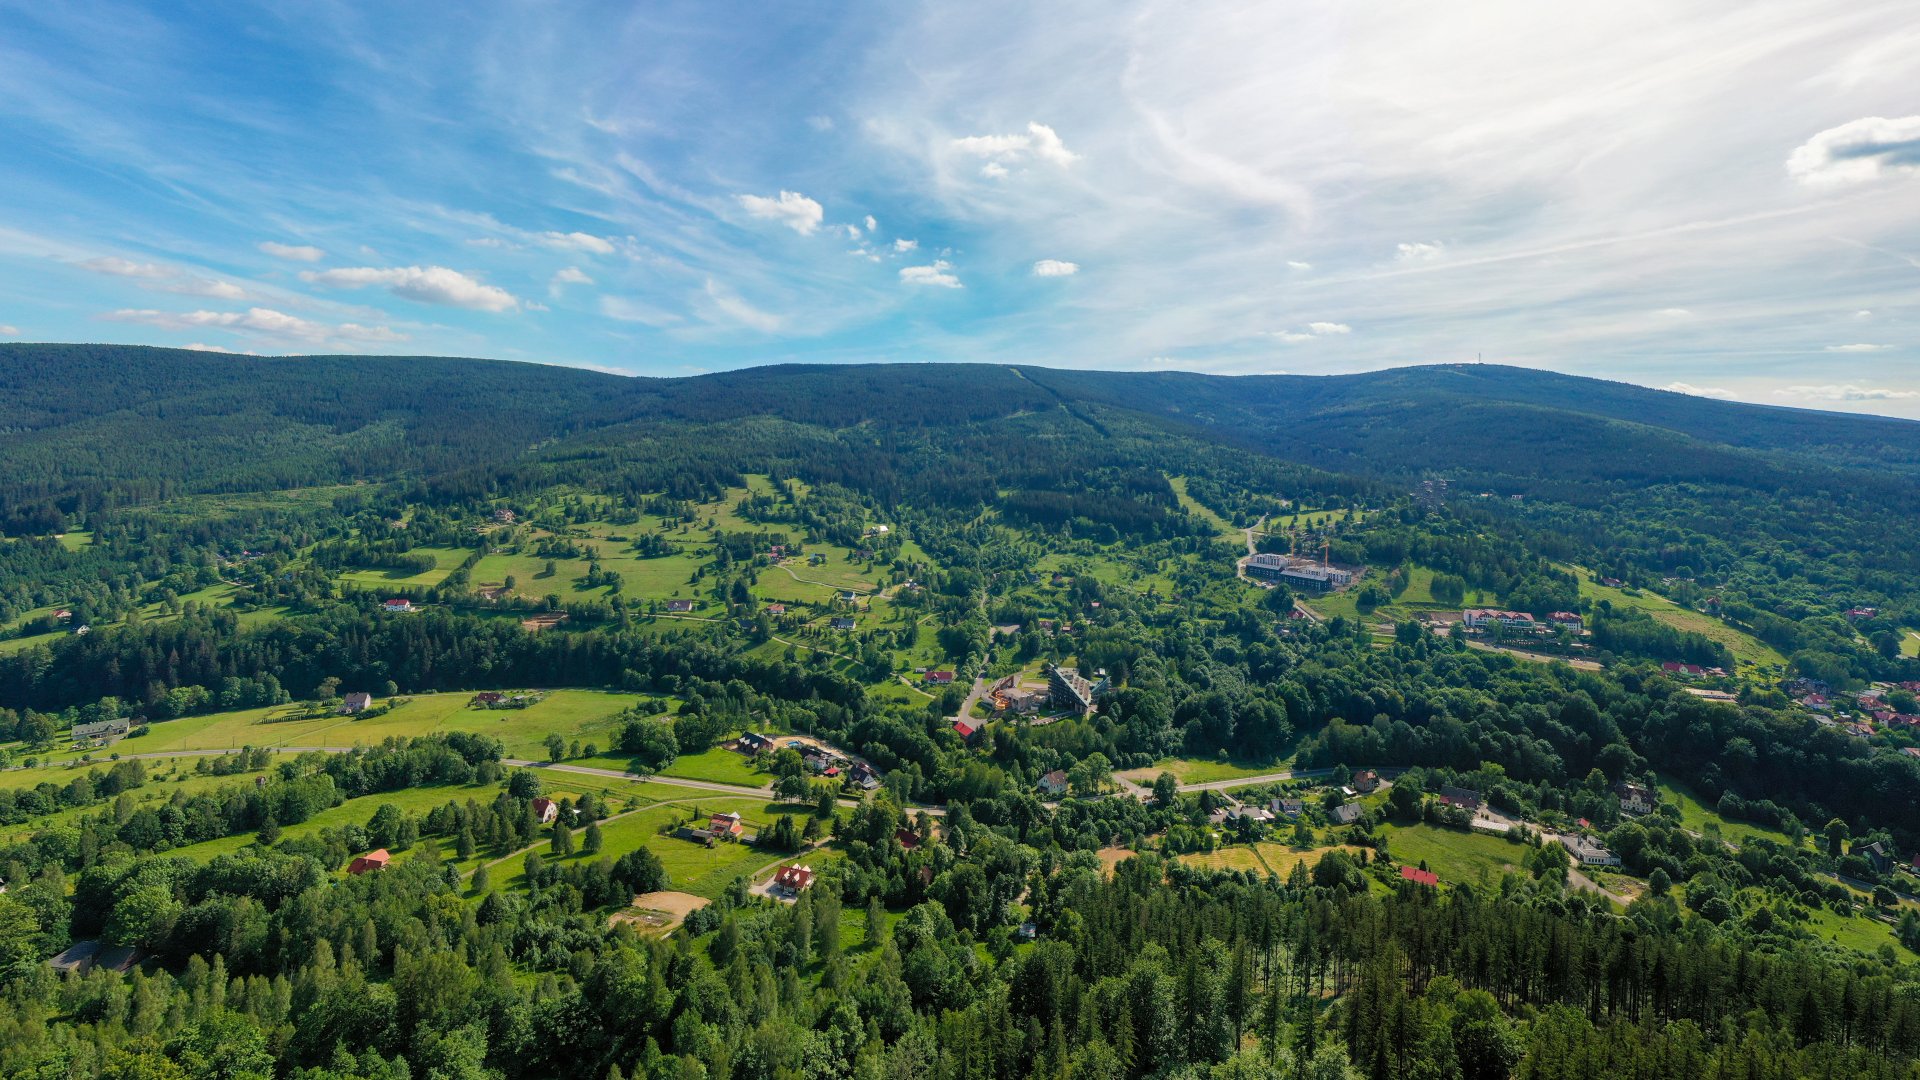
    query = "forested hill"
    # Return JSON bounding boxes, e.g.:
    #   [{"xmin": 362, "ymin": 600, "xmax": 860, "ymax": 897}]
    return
[{"xmin": 4, "ymin": 343, "xmax": 1919, "ymax": 522}]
